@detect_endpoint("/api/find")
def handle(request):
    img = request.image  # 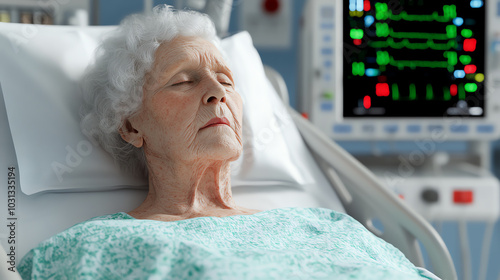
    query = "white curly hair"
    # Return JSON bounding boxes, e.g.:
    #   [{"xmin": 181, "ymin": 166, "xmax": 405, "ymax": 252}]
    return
[{"xmin": 81, "ymin": 5, "xmax": 222, "ymax": 176}]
